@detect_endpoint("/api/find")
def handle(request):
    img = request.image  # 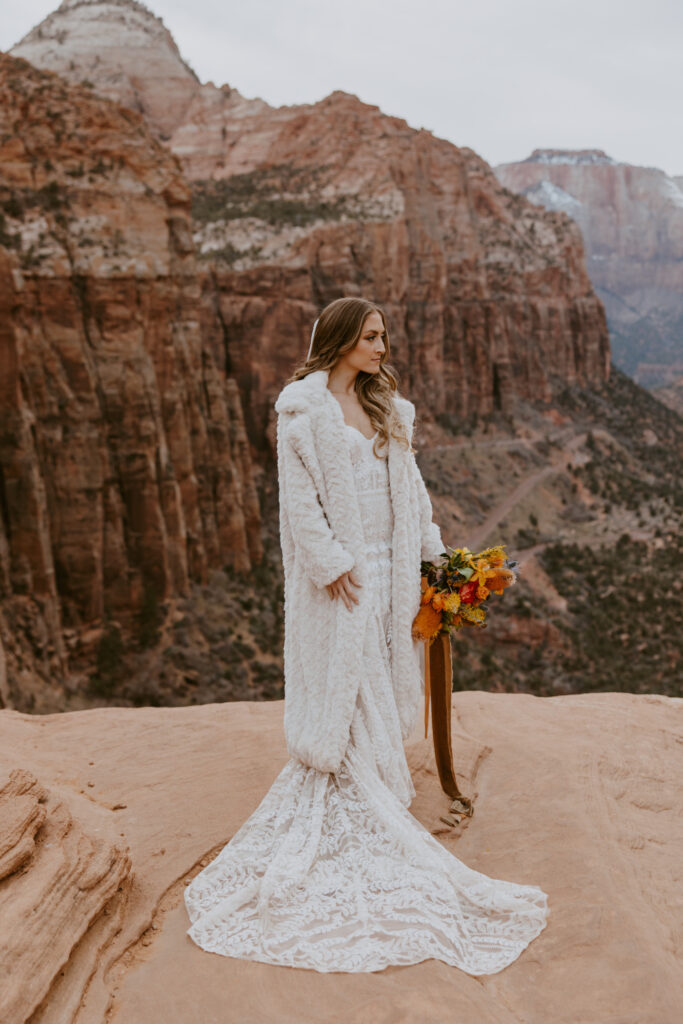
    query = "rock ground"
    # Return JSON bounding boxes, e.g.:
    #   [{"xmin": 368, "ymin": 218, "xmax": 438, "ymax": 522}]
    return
[{"xmin": 0, "ymin": 691, "xmax": 681, "ymax": 1023}]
